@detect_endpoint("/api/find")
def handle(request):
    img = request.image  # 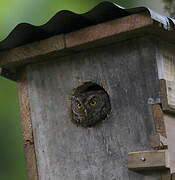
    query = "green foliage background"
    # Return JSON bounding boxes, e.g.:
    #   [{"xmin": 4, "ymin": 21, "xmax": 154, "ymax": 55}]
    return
[
  {"xmin": 0, "ymin": 78, "xmax": 25, "ymax": 180},
  {"xmin": 0, "ymin": 1, "xmax": 164, "ymax": 180}
]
